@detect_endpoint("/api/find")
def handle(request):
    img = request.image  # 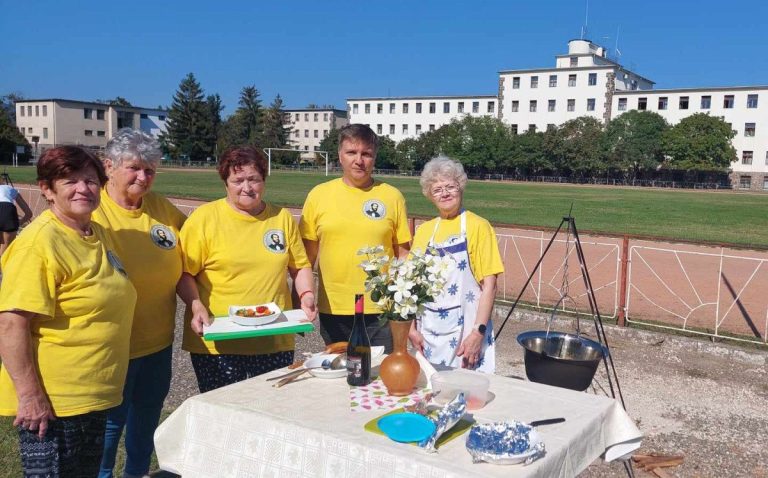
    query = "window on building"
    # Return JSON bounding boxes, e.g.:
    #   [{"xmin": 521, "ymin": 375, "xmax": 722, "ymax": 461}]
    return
[
  {"xmin": 353, "ymin": 104, "xmax": 359, "ymax": 114},
  {"xmin": 304, "ymin": 129, "xmax": 309, "ymax": 137},
  {"xmin": 304, "ymin": 145, "xmax": 309, "ymax": 151},
  {"xmin": 35, "ymin": 105, "xmax": 39, "ymax": 116},
  {"xmin": 658, "ymin": 97, "xmax": 668, "ymax": 110},
  {"xmin": 314, "ymin": 146, "xmax": 320, "ymax": 151},
  {"xmin": 570, "ymin": 56, "xmax": 578, "ymax": 67},
  {"xmin": 389, "ymin": 124, "xmax": 395, "ymax": 135},
  {"xmin": 511, "ymin": 124, "xmax": 518, "ymax": 134},
  {"xmin": 323, "ymin": 130, "xmax": 328, "ymax": 137},
  {"xmin": 745, "ymin": 123, "xmax": 756, "ymax": 137},
  {"xmin": 158, "ymin": 115, "xmax": 165, "ymax": 121},
  {"xmin": 618, "ymin": 98, "xmax": 627, "ymax": 111},
  {"xmin": 140, "ymin": 113, "xmax": 148, "ymax": 119},
  {"xmin": 766, "ymin": 151, "xmax": 768, "ymax": 165},
  {"xmin": 84, "ymin": 108, "xmax": 92, "ymax": 119},
  {"xmin": 295, "ymin": 113, "xmax": 300, "ymax": 121},
  {"xmin": 376, "ymin": 124, "xmax": 382, "ymax": 134},
  {"xmin": 487, "ymin": 102, "xmax": 495, "ymax": 113},
  {"xmin": 390, "ymin": 103, "xmax": 395, "ymax": 114},
  {"xmin": 415, "ymin": 124, "xmax": 422, "ymax": 134},
  {"xmin": 679, "ymin": 96, "xmax": 689, "ymax": 109},
  {"xmin": 567, "ymin": 99, "xmax": 575, "ymax": 112},
  {"xmin": 747, "ymin": 94, "xmax": 758, "ymax": 108},
  {"xmin": 19, "ymin": 107, "xmax": 24, "ymax": 117},
  {"xmin": 429, "ymin": 124, "xmax": 435, "ymax": 131},
  {"xmin": 402, "ymin": 124, "xmax": 408, "ymax": 134},
  {"xmin": 529, "ymin": 100, "xmax": 537, "ymax": 112},
  {"xmin": 324, "ymin": 113, "xmax": 328, "ymax": 121},
  {"xmin": 19, "ymin": 127, "xmax": 24, "ymax": 134},
  {"xmin": 429, "ymin": 102, "xmax": 436, "ymax": 113},
  {"xmin": 294, "ymin": 130, "xmax": 299, "ymax": 137},
  {"xmin": 314, "ymin": 113, "xmax": 319, "ymax": 121},
  {"xmin": 27, "ymin": 127, "xmax": 32, "ymax": 134},
  {"xmin": 549, "ymin": 75, "xmax": 557, "ymax": 87},
  {"xmin": 42, "ymin": 105, "xmax": 48, "ymax": 116},
  {"xmin": 416, "ymin": 103, "xmax": 422, "ymax": 113},
  {"xmin": 638, "ymin": 98, "xmax": 647, "ymax": 110},
  {"xmin": 568, "ymin": 74, "xmax": 576, "ymax": 87},
  {"xmin": 511, "ymin": 101, "xmax": 519, "ymax": 112},
  {"xmin": 364, "ymin": 104, "xmax": 370, "ymax": 114},
  {"xmin": 724, "ymin": 95, "xmax": 734, "ymax": 108},
  {"xmin": 472, "ymin": 101, "xmax": 479, "ymax": 113},
  {"xmin": 739, "ymin": 175, "xmax": 751, "ymax": 189},
  {"xmin": 85, "ymin": 130, "xmax": 93, "ymax": 136},
  {"xmin": 630, "ymin": 80, "xmax": 638, "ymax": 90},
  {"xmin": 443, "ymin": 102, "xmax": 450, "ymax": 113},
  {"xmin": 528, "ymin": 124, "xmax": 536, "ymax": 133},
  {"xmin": 742, "ymin": 151, "xmax": 753, "ymax": 165},
  {"xmin": 763, "ymin": 177, "xmax": 768, "ymax": 190},
  {"xmin": 547, "ymin": 124, "xmax": 556, "ymax": 131},
  {"xmin": 512, "ymin": 77, "xmax": 520, "ymax": 89},
  {"xmin": 700, "ymin": 96, "xmax": 711, "ymax": 109},
  {"xmin": 314, "ymin": 130, "xmax": 318, "ymax": 138},
  {"xmin": 587, "ymin": 98, "xmax": 596, "ymax": 111},
  {"xmin": 43, "ymin": 128, "xmax": 48, "ymax": 139},
  {"xmin": 97, "ymin": 131, "xmax": 105, "ymax": 137},
  {"xmin": 458, "ymin": 102, "xmax": 464, "ymax": 113},
  {"xmin": 531, "ymin": 76, "xmax": 539, "ymax": 88},
  {"xmin": 377, "ymin": 104, "xmax": 383, "ymax": 114},
  {"xmin": 588, "ymin": 73, "xmax": 597, "ymax": 86},
  {"xmin": 302, "ymin": 113, "xmax": 307, "ymax": 121},
  {"xmin": 403, "ymin": 103, "xmax": 409, "ymax": 114},
  {"xmin": 548, "ymin": 100, "xmax": 556, "ymax": 112},
  {"xmin": 27, "ymin": 106, "xmax": 32, "ymax": 116}
]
